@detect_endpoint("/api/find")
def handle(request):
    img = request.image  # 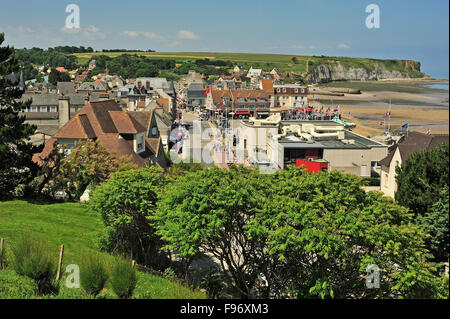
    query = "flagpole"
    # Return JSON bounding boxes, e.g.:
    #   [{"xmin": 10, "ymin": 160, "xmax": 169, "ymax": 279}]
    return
[{"xmin": 388, "ymin": 98, "xmax": 392, "ymax": 136}]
